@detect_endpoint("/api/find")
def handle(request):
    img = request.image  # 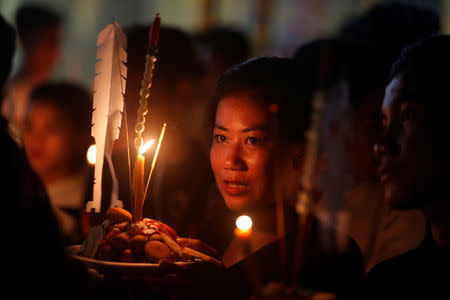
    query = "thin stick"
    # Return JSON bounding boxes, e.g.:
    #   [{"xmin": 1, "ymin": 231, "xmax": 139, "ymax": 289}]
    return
[
  {"xmin": 274, "ymin": 128, "xmax": 287, "ymax": 285},
  {"xmin": 143, "ymin": 123, "xmax": 166, "ymax": 202},
  {"xmin": 122, "ymin": 96, "xmax": 133, "ymax": 210}
]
